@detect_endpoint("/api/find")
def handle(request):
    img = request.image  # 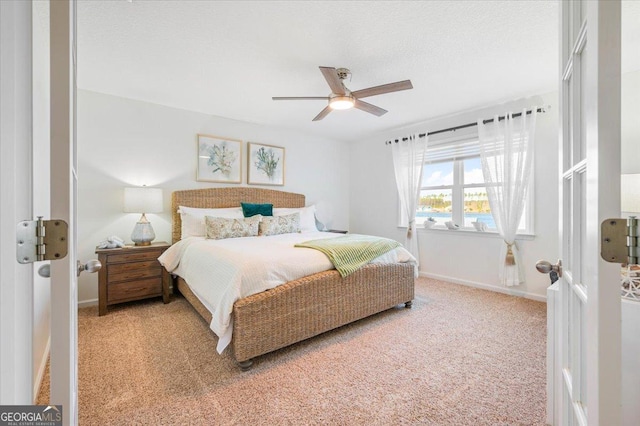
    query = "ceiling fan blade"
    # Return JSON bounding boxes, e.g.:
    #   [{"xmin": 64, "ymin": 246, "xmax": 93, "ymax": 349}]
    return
[
  {"xmin": 272, "ymin": 96, "xmax": 328, "ymax": 100},
  {"xmin": 319, "ymin": 66, "xmax": 346, "ymax": 95},
  {"xmin": 354, "ymin": 99, "xmax": 388, "ymax": 117},
  {"xmin": 351, "ymin": 80, "xmax": 413, "ymax": 99},
  {"xmin": 312, "ymin": 106, "xmax": 332, "ymax": 121}
]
